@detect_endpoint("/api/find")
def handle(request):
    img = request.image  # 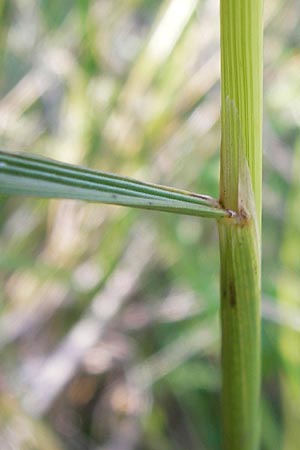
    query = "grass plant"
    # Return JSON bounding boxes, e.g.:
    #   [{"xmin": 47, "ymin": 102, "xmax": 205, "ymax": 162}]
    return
[
  {"xmin": 1, "ymin": 1, "xmax": 297, "ymax": 449},
  {"xmin": 0, "ymin": 1, "xmax": 263, "ymax": 448}
]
